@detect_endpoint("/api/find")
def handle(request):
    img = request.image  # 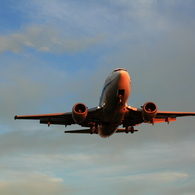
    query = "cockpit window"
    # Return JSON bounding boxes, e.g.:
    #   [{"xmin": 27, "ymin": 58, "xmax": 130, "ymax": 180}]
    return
[{"xmin": 113, "ymin": 68, "xmax": 127, "ymax": 72}]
